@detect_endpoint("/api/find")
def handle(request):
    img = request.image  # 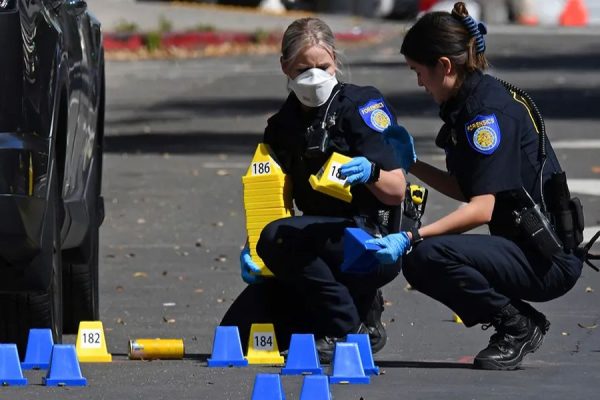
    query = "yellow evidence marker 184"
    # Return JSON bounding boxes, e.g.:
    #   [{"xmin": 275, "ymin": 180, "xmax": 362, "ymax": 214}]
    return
[{"xmin": 246, "ymin": 323, "xmax": 285, "ymax": 365}]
